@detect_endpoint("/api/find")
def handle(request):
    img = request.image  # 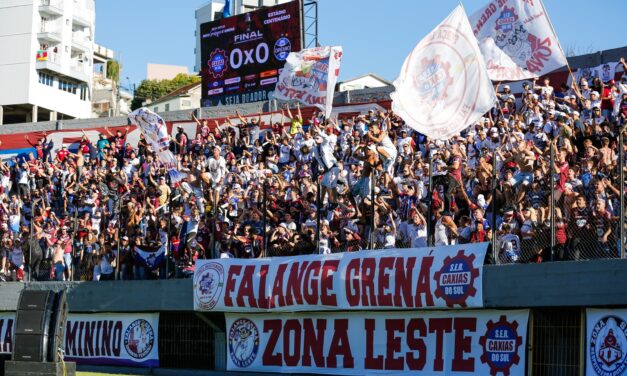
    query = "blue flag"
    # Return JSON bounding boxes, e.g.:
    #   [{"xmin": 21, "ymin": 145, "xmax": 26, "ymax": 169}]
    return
[
  {"xmin": 223, "ymin": 0, "xmax": 231, "ymax": 18},
  {"xmin": 135, "ymin": 245, "xmax": 166, "ymax": 269}
]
